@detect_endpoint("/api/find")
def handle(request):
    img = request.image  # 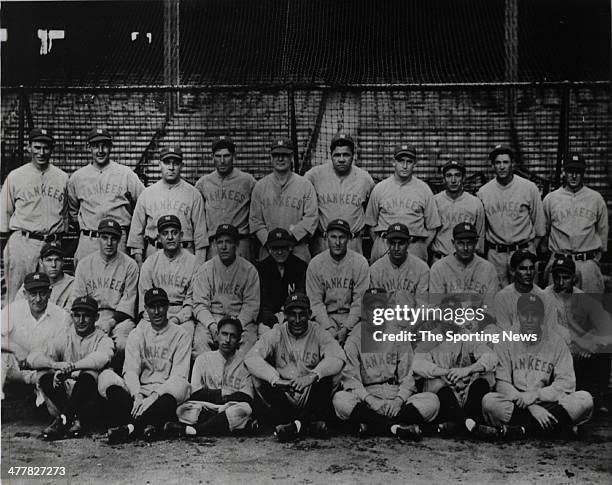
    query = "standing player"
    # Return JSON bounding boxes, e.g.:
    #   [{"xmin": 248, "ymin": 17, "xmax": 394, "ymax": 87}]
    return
[
  {"xmin": 365, "ymin": 144, "xmax": 440, "ymax": 263},
  {"xmin": 127, "ymin": 147, "xmax": 208, "ymax": 265},
  {"xmin": 68, "ymin": 128, "xmax": 144, "ymax": 266},
  {"xmin": 249, "ymin": 138, "xmax": 318, "ymax": 263},
  {"xmin": 543, "ymin": 153, "xmax": 608, "ymax": 292},
  {"xmin": 195, "ymin": 136, "xmax": 256, "ymax": 261},
  {"xmin": 477, "ymin": 145, "xmax": 546, "ymax": 287},
  {"xmin": 304, "ymin": 133, "xmax": 374, "ymax": 255},
  {"xmin": 245, "ymin": 293, "xmax": 345, "ymax": 442},
  {"xmin": 431, "ymin": 160, "xmax": 484, "ymax": 262},
  {"xmin": 306, "ymin": 219, "xmax": 369, "ymax": 345},
  {"xmin": 1, "ymin": 128, "xmax": 68, "ymax": 303}
]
